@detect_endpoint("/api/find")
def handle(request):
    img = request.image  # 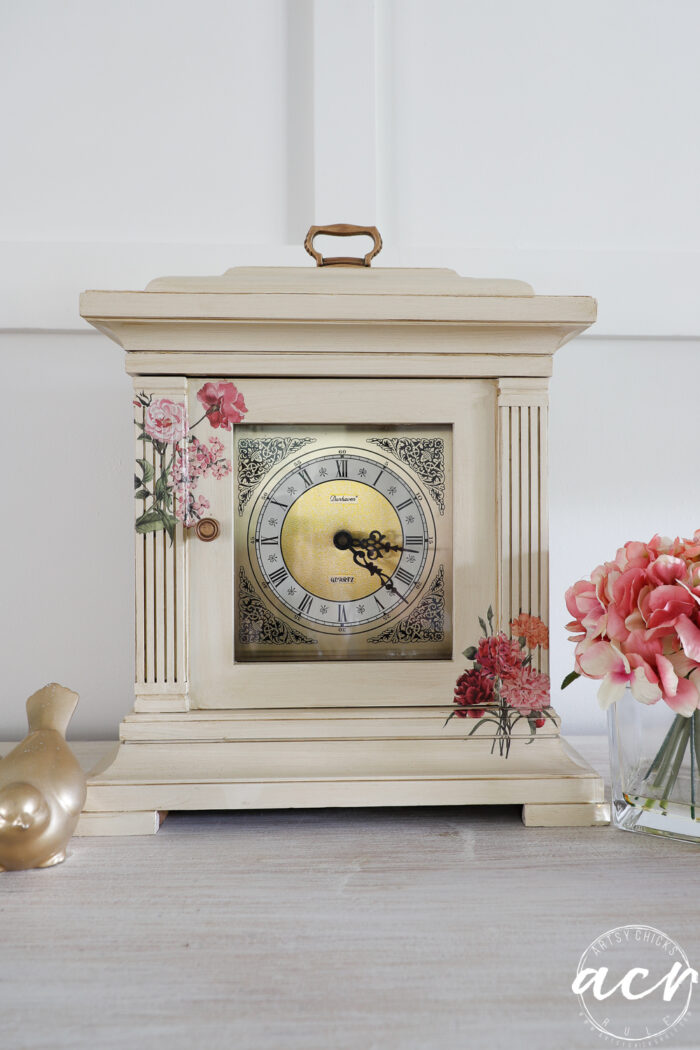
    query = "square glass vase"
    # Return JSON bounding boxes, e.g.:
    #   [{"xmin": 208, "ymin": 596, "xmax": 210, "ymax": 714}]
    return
[{"xmin": 609, "ymin": 688, "xmax": 700, "ymax": 843}]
